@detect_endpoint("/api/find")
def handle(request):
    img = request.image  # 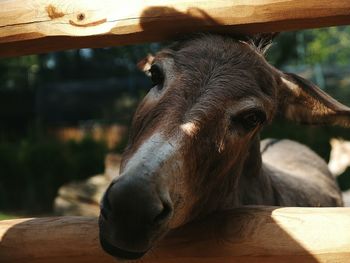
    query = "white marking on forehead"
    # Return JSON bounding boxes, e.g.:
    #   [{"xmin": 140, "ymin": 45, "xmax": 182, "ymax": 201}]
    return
[
  {"xmin": 123, "ymin": 133, "xmax": 179, "ymax": 174},
  {"xmin": 180, "ymin": 122, "xmax": 199, "ymax": 137}
]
